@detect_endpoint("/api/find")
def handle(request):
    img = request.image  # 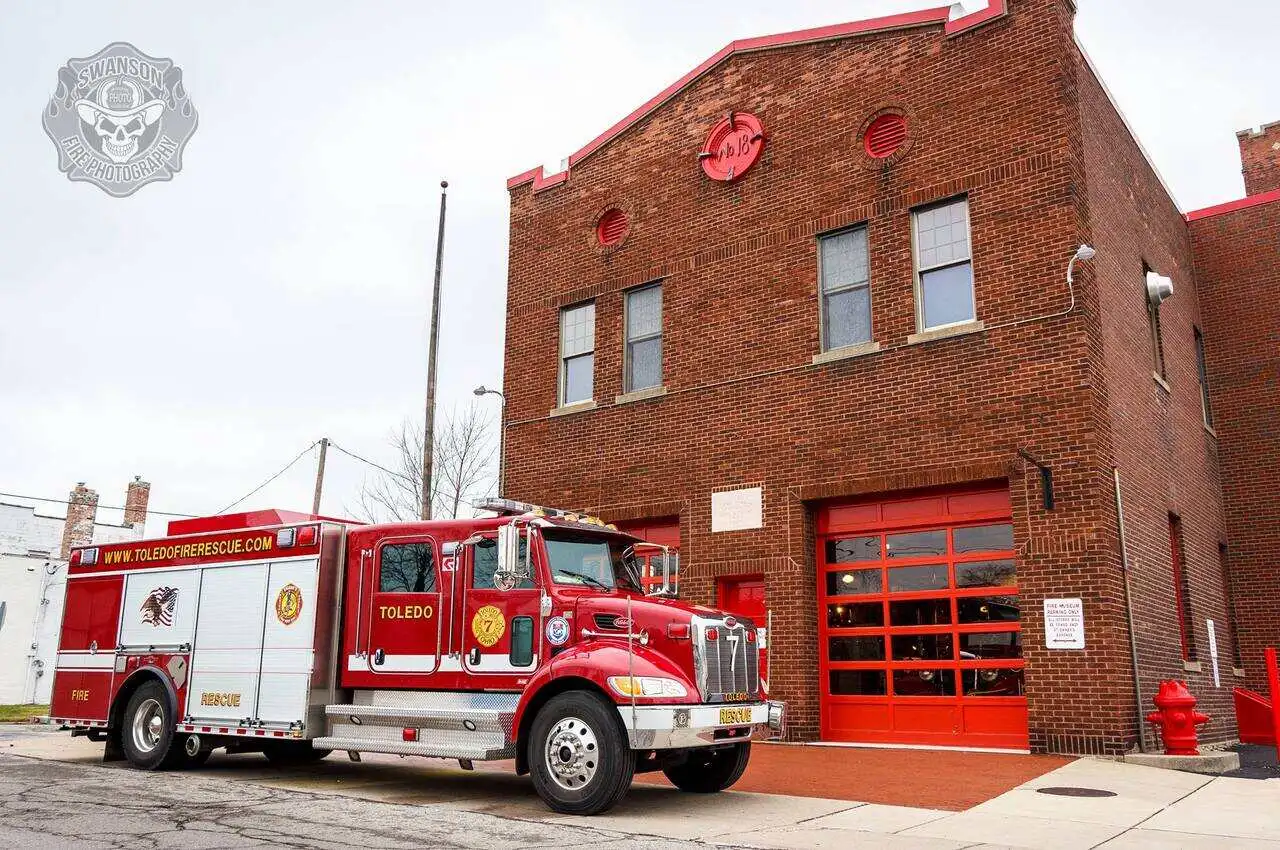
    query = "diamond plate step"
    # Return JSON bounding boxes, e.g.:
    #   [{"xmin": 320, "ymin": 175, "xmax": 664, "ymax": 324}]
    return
[{"xmin": 324, "ymin": 703, "xmax": 514, "ymax": 735}]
